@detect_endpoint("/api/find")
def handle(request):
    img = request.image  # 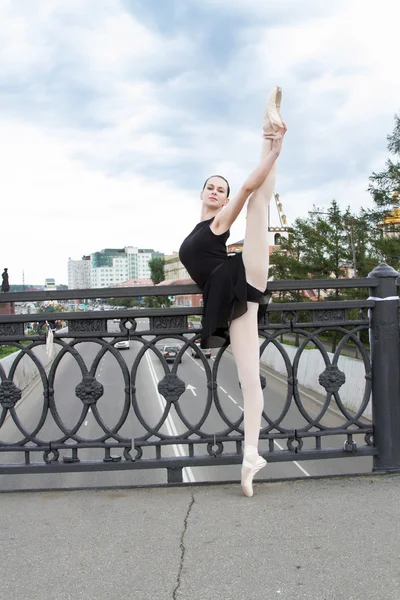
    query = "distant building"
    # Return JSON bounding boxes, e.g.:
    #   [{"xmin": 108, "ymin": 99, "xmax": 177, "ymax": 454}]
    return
[
  {"xmin": 116, "ymin": 278, "xmax": 153, "ymax": 287},
  {"xmin": 164, "ymin": 252, "xmax": 202, "ymax": 308},
  {"xmin": 68, "ymin": 256, "xmax": 91, "ymax": 289},
  {"xmin": 44, "ymin": 278, "xmax": 56, "ymax": 291},
  {"xmin": 227, "ymin": 231, "xmax": 288, "ymax": 255},
  {"xmin": 138, "ymin": 248, "xmax": 163, "ymax": 279},
  {"xmin": 90, "ymin": 247, "xmax": 163, "ymax": 288},
  {"xmin": 379, "ymin": 192, "xmax": 400, "ymax": 239}
]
